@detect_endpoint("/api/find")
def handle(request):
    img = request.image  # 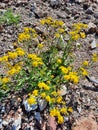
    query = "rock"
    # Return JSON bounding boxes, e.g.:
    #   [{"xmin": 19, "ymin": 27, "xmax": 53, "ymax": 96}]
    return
[
  {"xmin": 94, "ymin": 12, "xmax": 98, "ymax": 19},
  {"xmin": 34, "ymin": 112, "xmax": 42, "ymax": 123},
  {"xmin": 87, "ymin": 22, "xmax": 97, "ymax": 34},
  {"xmin": 34, "ymin": 10, "xmax": 47, "ymax": 18},
  {"xmin": 71, "ymin": 113, "xmax": 98, "ymax": 130},
  {"xmin": 13, "ymin": 114, "xmax": 21, "ymax": 130},
  {"xmin": 30, "ymin": 3, "xmax": 36, "ymax": 12},
  {"xmin": 59, "ymin": 85, "xmax": 67, "ymax": 96},
  {"xmin": 0, "ymin": 3, "xmax": 6, "ymax": 9},
  {"xmin": 0, "ymin": 118, "xmax": 2, "ymax": 129},
  {"xmin": 16, "ymin": 0, "xmax": 28, "ymax": 6},
  {"xmin": 23, "ymin": 100, "xmax": 38, "ymax": 112},
  {"xmin": 50, "ymin": 0, "xmax": 61, "ymax": 8},
  {"xmin": 90, "ymin": 39, "xmax": 97, "ymax": 49},
  {"xmin": 47, "ymin": 116, "xmax": 57, "ymax": 130},
  {"xmin": 75, "ymin": 0, "xmax": 85, "ymax": 3},
  {"xmin": 83, "ymin": 3, "xmax": 89, "ymax": 10},
  {"xmin": 56, "ymin": 11, "xmax": 66, "ymax": 19},
  {"xmin": 85, "ymin": 7, "xmax": 94, "ymax": 14},
  {"xmin": 38, "ymin": 99, "xmax": 47, "ymax": 111}
]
